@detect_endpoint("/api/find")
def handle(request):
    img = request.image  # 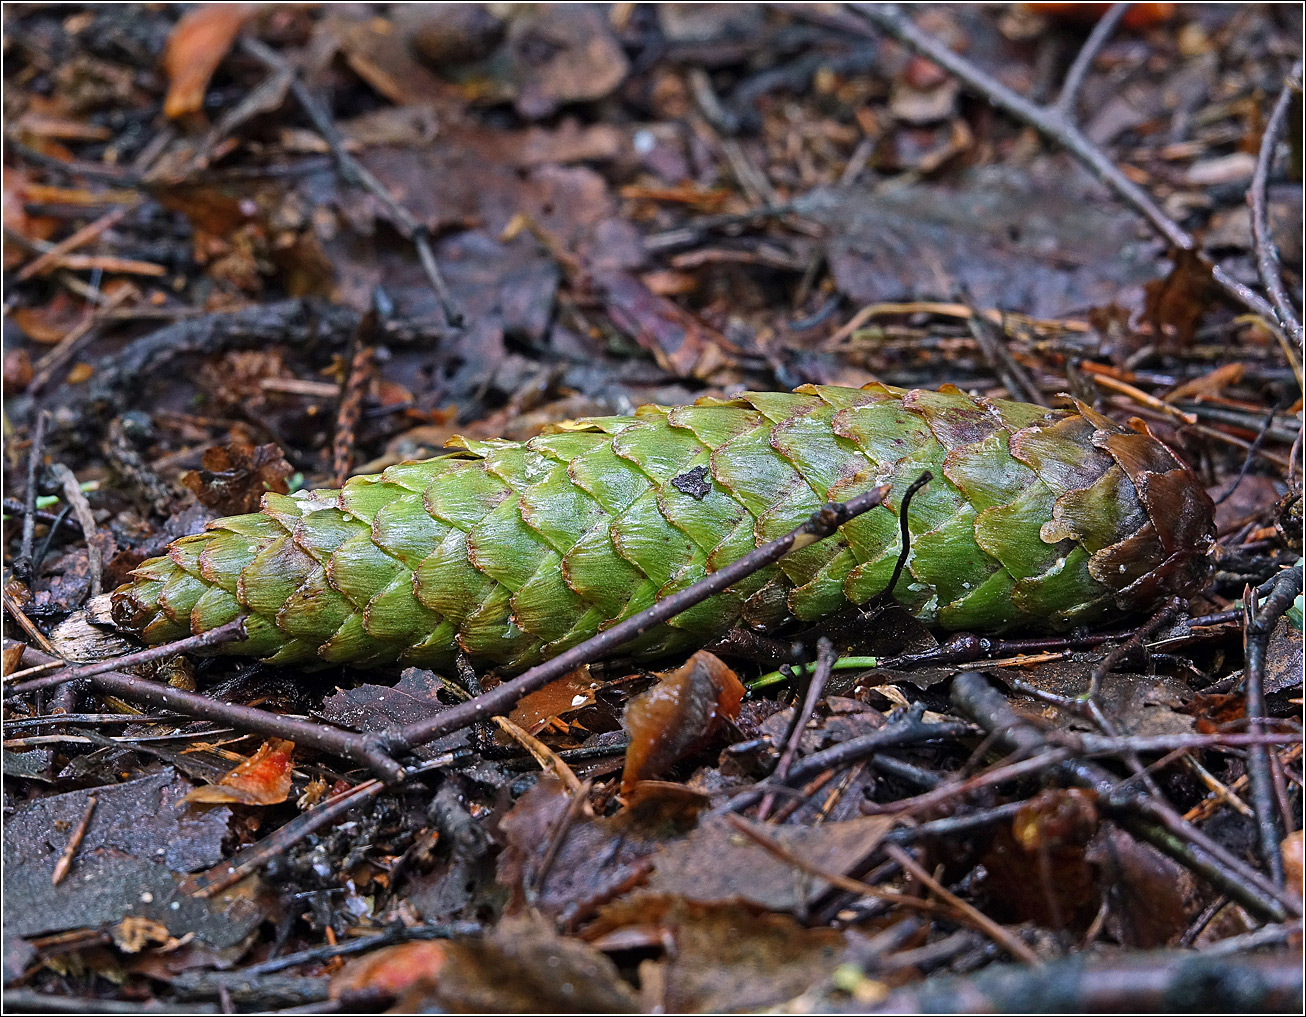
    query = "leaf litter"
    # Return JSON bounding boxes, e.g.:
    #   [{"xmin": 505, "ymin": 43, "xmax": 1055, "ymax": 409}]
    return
[{"xmin": 2, "ymin": 3, "xmax": 1301, "ymax": 1012}]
